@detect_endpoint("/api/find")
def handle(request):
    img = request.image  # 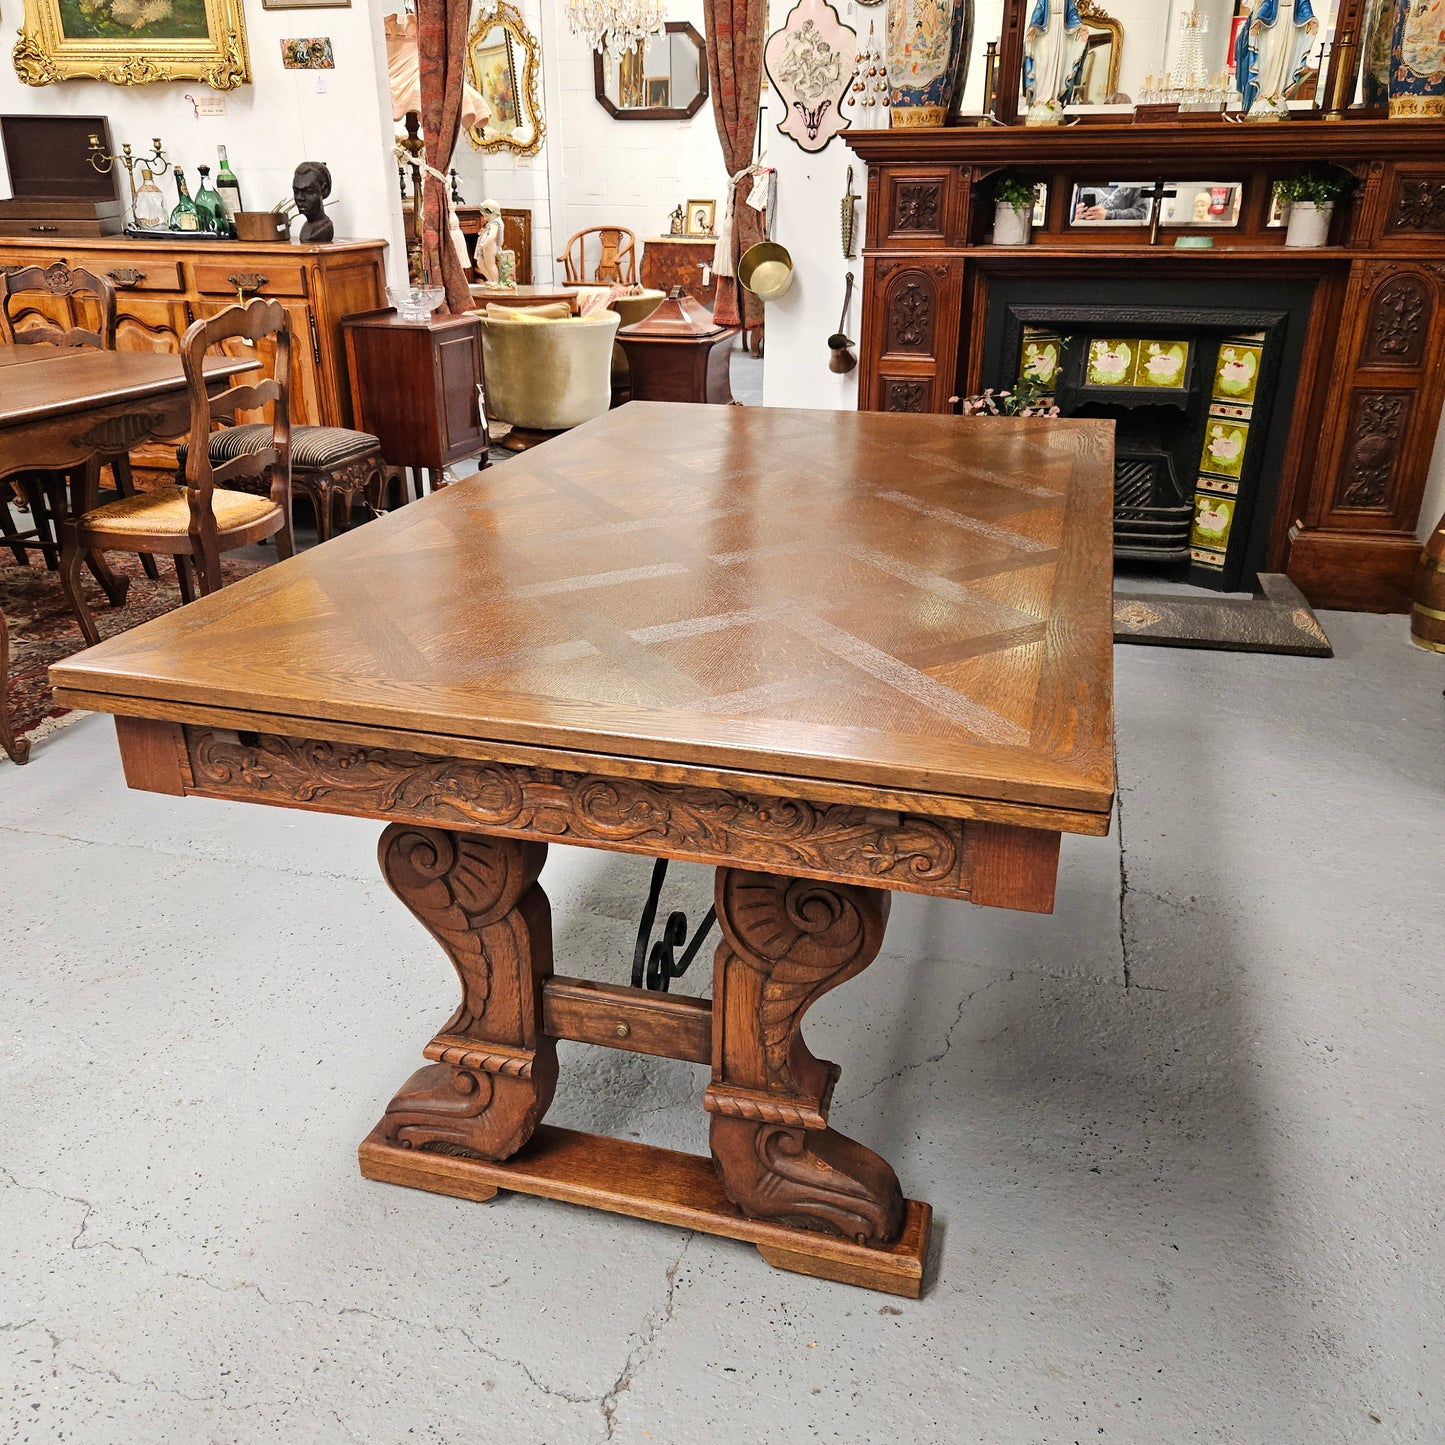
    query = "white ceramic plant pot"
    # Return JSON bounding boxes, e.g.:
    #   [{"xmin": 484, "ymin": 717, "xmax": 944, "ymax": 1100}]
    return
[
  {"xmin": 1285, "ymin": 200, "xmax": 1333, "ymax": 248},
  {"xmin": 993, "ymin": 203, "xmax": 1032, "ymax": 246}
]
